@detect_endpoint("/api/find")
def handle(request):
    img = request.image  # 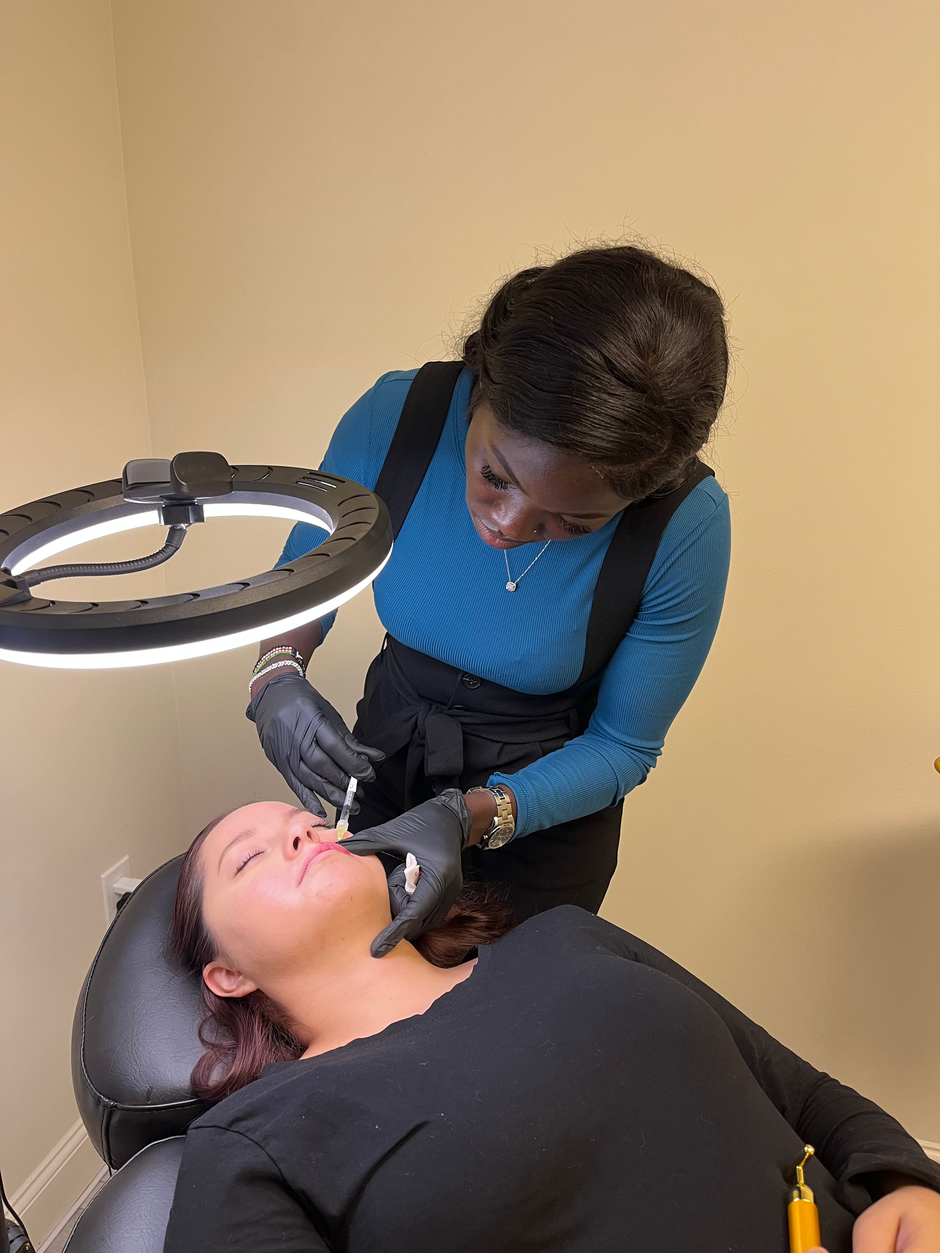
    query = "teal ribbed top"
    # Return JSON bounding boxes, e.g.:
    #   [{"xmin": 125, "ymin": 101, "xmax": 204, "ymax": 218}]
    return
[{"xmin": 279, "ymin": 368, "xmax": 731, "ymax": 837}]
